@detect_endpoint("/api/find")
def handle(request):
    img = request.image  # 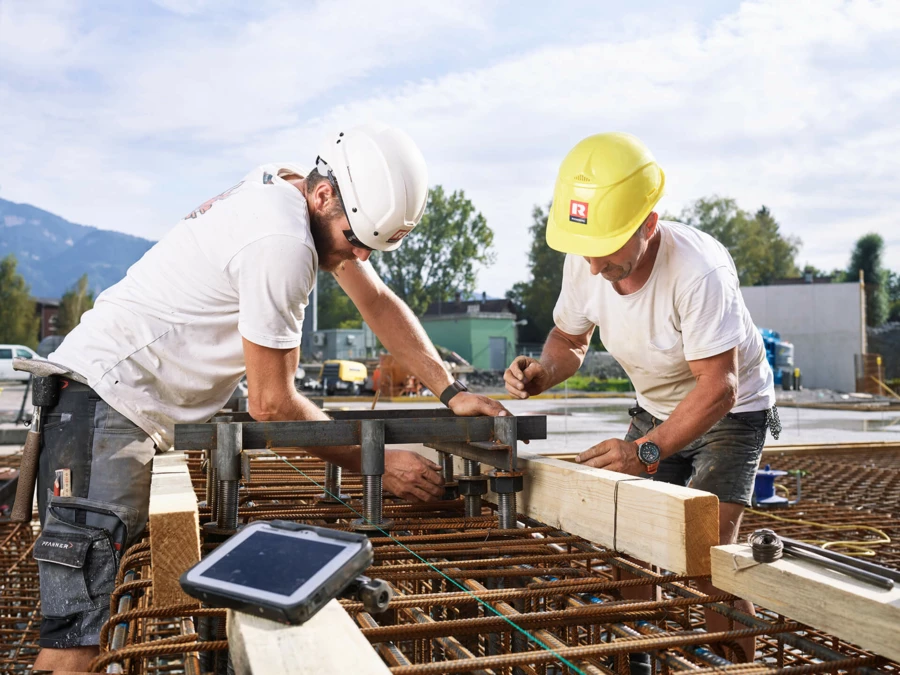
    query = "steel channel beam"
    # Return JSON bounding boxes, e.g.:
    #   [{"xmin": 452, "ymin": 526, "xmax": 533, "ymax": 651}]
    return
[
  {"xmin": 174, "ymin": 415, "xmax": 546, "ymax": 450},
  {"xmin": 226, "ymin": 408, "xmax": 465, "ymax": 423},
  {"xmin": 426, "ymin": 441, "xmax": 515, "ymax": 471}
]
